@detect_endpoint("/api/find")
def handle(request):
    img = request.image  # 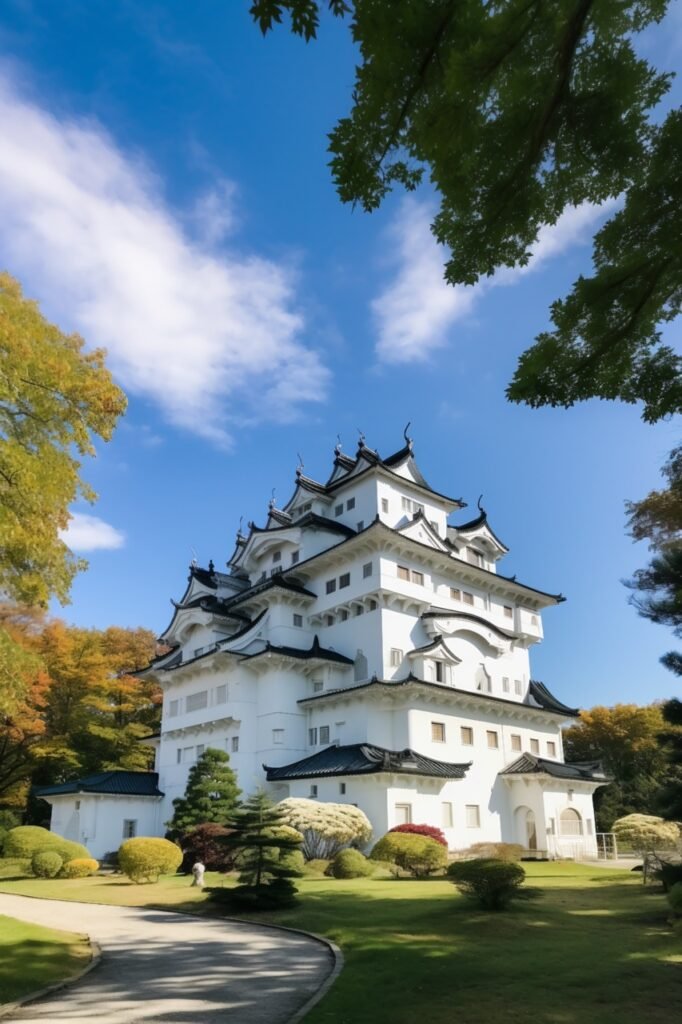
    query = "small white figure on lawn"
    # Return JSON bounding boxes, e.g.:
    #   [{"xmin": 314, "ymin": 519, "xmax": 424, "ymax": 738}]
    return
[{"xmin": 191, "ymin": 861, "xmax": 205, "ymax": 888}]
